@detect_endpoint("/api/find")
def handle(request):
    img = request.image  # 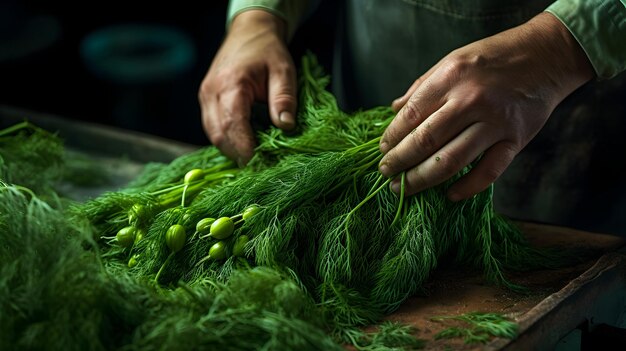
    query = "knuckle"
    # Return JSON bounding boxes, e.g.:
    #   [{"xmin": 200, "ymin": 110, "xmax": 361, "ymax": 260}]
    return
[
  {"xmin": 384, "ymin": 150, "xmax": 411, "ymax": 175},
  {"xmin": 480, "ymin": 165, "xmax": 503, "ymax": 184},
  {"xmin": 382, "ymin": 151, "xmax": 401, "ymax": 172},
  {"xmin": 407, "ymin": 166, "xmax": 430, "ymax": 190},
  {"xmin": 382, "ymin": 125, "xmax": 401, "ymax": 146},
  {"xmin": 271, "ymin": 91, "xmax": 296, "ymax": 106},
  {"xmin": 434, "ymin": 150, "xmax": 464, "ymax": 177},
  {"xmin": 411, "ymin": 127, "xmax": 437, "ymax": 153},
  {"xmin": 209, "ymin": 131, "xmax": 226, "ymax": 148},
  {"xmin": 198, "ymin": 79, "xmax": 214, "ymax": 101},
  {"xmin": 440, "ymin": 55, "xmax": 467, "ymax": 81},
  {"xmin": 401, "ymin": 101, "xmax": 424, "ymax": 125},
  {"xmin": 463, "ymin": 87, "xmax": 486, "ymax": 105},
  {"xmin": 272, "ymin": 61, "xmax": 294, "ymax": 75}
]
